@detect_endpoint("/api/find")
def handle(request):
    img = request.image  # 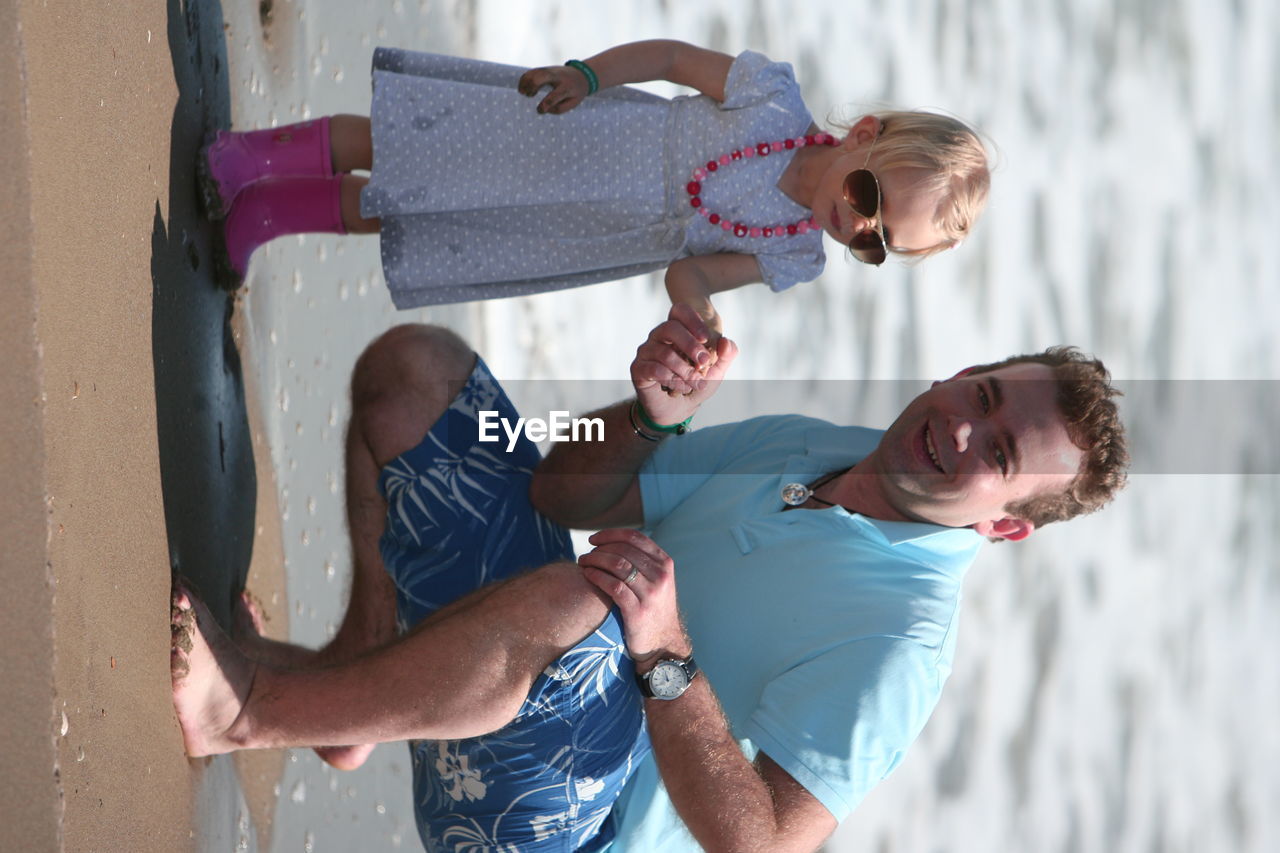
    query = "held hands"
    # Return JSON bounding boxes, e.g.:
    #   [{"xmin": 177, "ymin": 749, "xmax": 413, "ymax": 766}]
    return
[
  {"xmin": 517, "ymin": 65, "xmax": 589, "ymax": 114},
  {"xmin": 694, "ymin": 302, "xmax": 724, "ymax": 354},
  {"xmin": 579, "ymin": 529, "xmax": 690, "ymax": 663},
  {"xmin": 633, "ymin": 303, "xmax": 738, "ymax": 428}
]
